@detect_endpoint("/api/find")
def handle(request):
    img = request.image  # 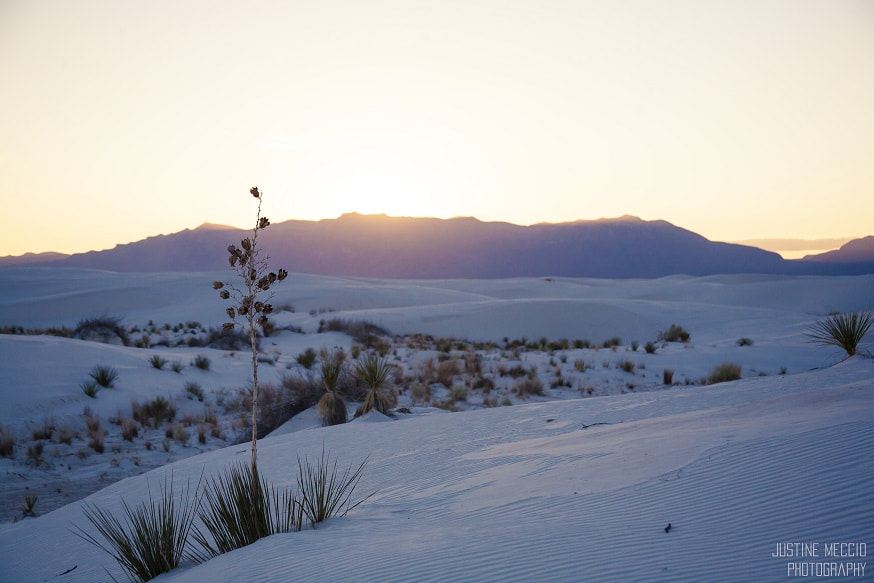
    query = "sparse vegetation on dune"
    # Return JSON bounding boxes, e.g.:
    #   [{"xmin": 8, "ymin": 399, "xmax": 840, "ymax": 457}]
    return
[{"xmin": 805, "ymin": 310, "xmax": 872, "ymax": 357}]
